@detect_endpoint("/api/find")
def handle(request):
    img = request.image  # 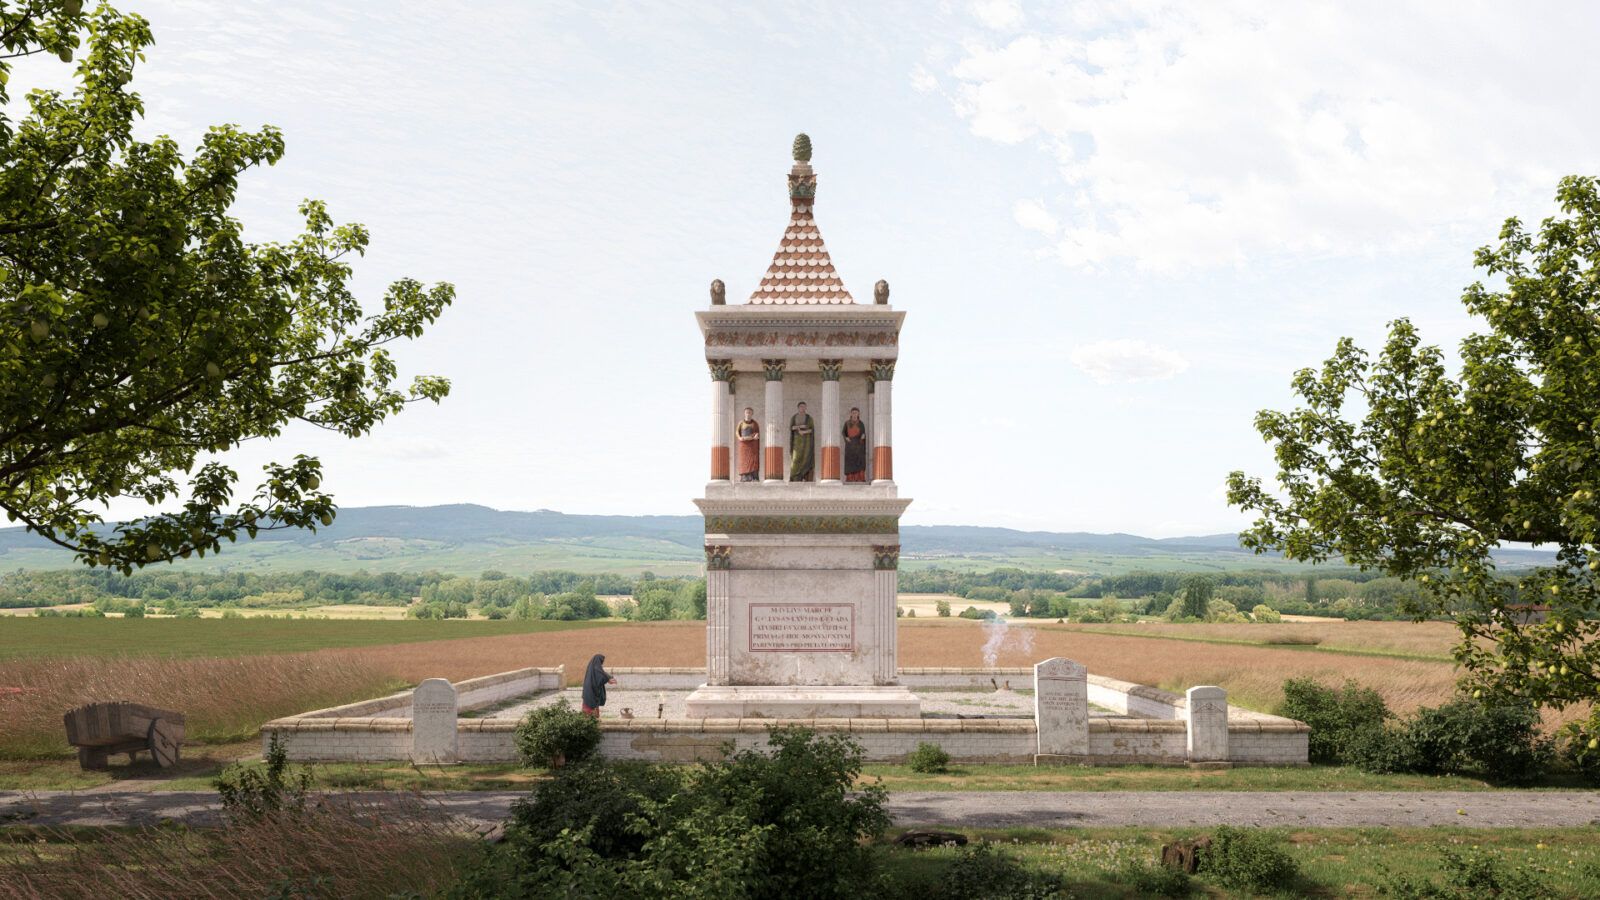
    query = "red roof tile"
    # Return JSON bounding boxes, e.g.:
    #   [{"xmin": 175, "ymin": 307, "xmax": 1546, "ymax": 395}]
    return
[{"xmin": 748, "ymin": 157, "xmax": 854, "ymax": 305}]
